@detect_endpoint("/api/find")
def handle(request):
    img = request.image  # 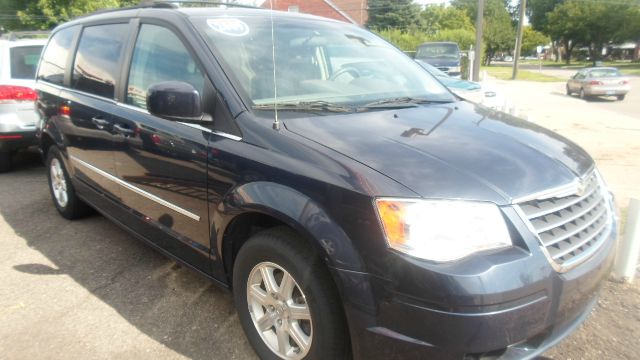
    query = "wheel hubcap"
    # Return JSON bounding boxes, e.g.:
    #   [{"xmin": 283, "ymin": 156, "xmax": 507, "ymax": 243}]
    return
[
  {"xmin": 247, "ymin": 262, "xmax": 312, "ymax": 359},
  {"xmin": 50, "ymin": 158, "xmax": 68, "ymax": 208}
]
